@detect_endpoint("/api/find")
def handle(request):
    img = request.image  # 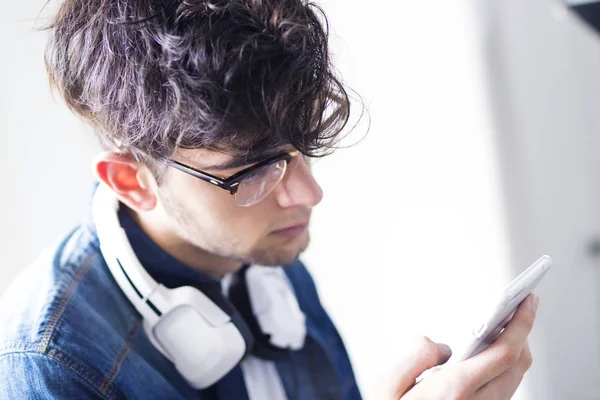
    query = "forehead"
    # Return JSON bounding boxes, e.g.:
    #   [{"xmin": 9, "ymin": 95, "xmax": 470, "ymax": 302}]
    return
[{"xmin": 175, "ymin": 148, "xmax": 232, "ymax": 168}]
